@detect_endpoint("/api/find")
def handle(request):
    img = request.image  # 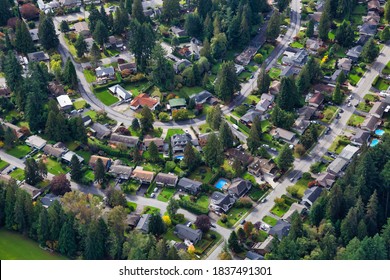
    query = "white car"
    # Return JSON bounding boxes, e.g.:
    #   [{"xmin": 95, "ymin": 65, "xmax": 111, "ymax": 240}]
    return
[{"xmin": 347, "ymin": 102, "xmax": 352, "ymax": 107}]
